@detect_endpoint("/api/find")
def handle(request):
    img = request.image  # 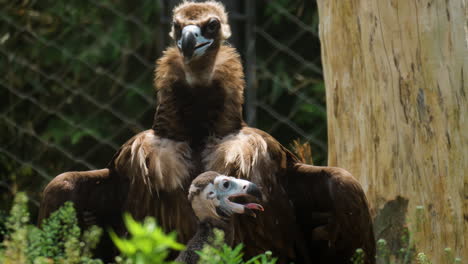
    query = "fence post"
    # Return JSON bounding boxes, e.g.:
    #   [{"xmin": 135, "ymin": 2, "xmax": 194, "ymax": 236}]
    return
[{"xmin": 244, "ymin": 0, "xmax": 256, "ymax": 126}]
